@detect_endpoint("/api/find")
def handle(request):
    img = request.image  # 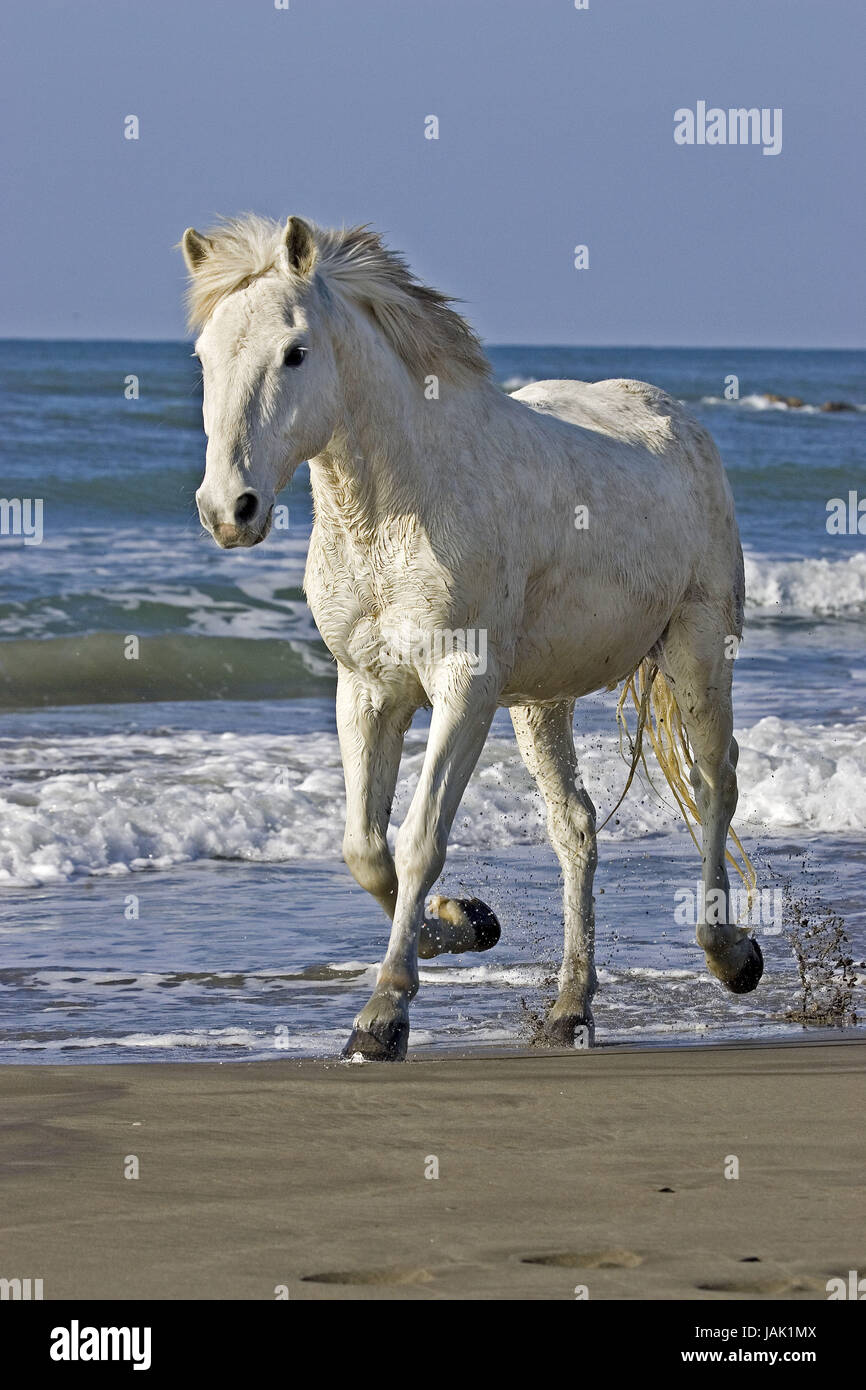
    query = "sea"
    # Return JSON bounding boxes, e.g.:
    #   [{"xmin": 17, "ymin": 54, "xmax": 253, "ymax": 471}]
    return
[{"xmin": 0, "ymin": 341, "xmax": 864, "ymax": 1062}]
